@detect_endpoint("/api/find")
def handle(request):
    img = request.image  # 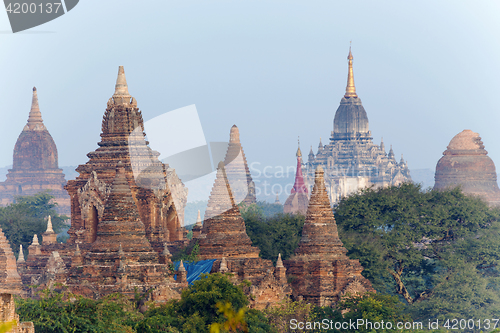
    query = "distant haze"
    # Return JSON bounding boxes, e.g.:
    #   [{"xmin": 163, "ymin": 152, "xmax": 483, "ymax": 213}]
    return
[{"xmin": 1, "ymin": 1, "xmax": 500, "ymax": 198}]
